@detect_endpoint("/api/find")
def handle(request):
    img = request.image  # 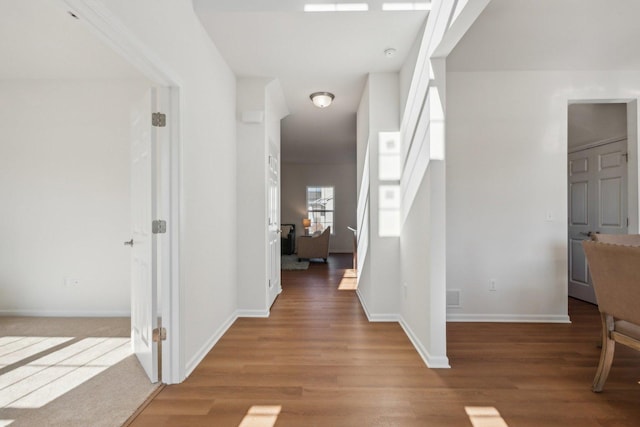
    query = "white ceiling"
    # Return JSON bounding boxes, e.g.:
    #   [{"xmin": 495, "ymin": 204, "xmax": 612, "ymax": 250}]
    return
[
  {"xmin": 193, "ymin": 1, "xmax": 429, "ymax": 164},
  {"xmin": 0, "ymin": 0, "xmax": 142, "ymax": 80},
  {"xmin": 448, "ymin": 0, "xmax": 640, "ymax": 72},
  {"xmin": 0, "ymin": 0, "xmax": 427, "ymax": 164}
]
